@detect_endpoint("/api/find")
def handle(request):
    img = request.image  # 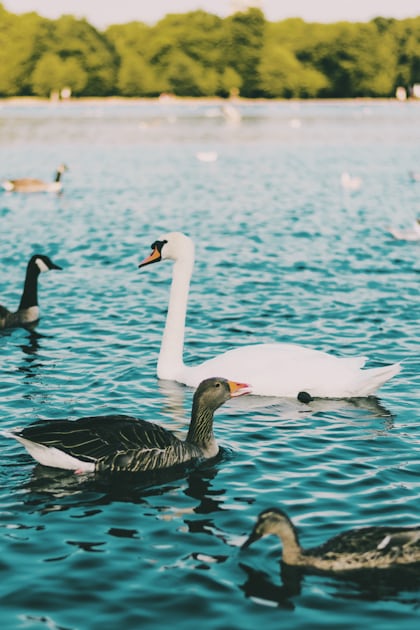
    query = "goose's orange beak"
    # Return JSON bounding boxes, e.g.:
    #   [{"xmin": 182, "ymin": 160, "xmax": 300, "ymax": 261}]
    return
[{"xmin": 228, "ymin": 381, "xmax": 252, "ymax": 397}]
